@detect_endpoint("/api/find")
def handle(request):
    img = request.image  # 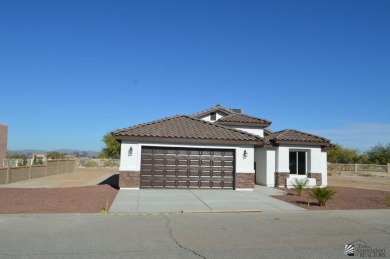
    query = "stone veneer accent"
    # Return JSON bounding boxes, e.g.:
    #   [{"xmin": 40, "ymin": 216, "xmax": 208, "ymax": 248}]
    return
[
  {"xmin": 275, "ymin": 172, "xmax": 289, "ymax": 187},
  {"xmin": 308, "ymin": 173, "xmax": 322, "ymax": 186},
  {"xmin": 236, "ymin": 173, "xmax": 255, "ymax": 189},
  {"xmin": 119, "ymin": 171, "xmax": 140, "ymax": 188}
]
